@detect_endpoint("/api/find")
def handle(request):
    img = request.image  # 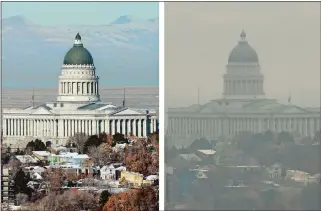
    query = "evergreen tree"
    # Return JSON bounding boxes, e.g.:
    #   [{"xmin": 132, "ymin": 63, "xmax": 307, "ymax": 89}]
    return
[{"xmin": 99, "ymin": 190, "xmax": 111, "ymax": 208}]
